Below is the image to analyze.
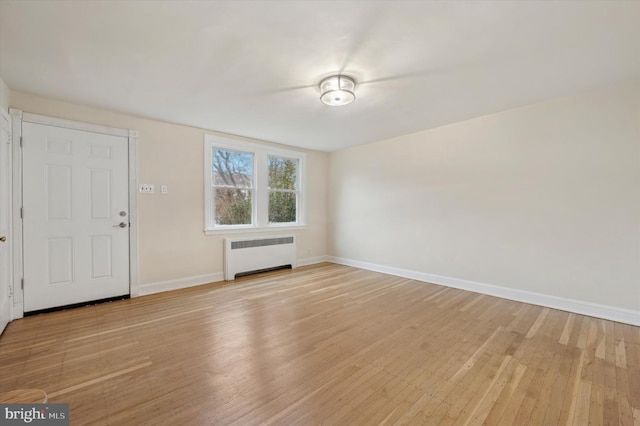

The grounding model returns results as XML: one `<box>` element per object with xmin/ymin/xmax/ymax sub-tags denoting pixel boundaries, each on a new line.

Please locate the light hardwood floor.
<box><xmin>1</xmin><ymin>263</ymin><xmax>638</xmax><ymax>425</ymax></box>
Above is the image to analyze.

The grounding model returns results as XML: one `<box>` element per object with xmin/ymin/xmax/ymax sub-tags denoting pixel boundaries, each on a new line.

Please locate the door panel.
<box><xmin>0</xmin><ymin>112</ymin><xmax>11</xmax><ymax>333</ymax></box>
<box><xmin>22</xmin><ymin>122</ymin><xmax>129</xmax><ymax>312</ymax></box>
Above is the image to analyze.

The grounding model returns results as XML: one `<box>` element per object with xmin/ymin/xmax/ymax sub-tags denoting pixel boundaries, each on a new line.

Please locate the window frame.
<box><xmin>204</xmin><ymin>134</ymin><xmax>306</xmax><ymax>234</ymax></box>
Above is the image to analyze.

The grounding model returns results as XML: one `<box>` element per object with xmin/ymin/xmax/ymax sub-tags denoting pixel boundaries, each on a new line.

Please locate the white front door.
<box><xmin>0</xmin><ymin>112</ymin><xmax>11</xmax><ymax>332</ymax></box>
<box><xmin>22</xmin><ymin>122</ymin><xmax>130</xmax><ymax>312</ymax></box>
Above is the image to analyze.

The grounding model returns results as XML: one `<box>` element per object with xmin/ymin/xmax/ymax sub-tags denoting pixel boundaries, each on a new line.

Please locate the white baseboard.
<box><xmin>137</xmin><ymin>272</ymin><xmax>224</xmax><ymax>297</ymax></box>
<box><xmin>327</xmin><ymin>256</ymin><xmax>640</xmax><ymax>326</ymax></box>
<box><xmin>297</xmin><ymin>255</ymin><xmax>329</xmax><ymax>267</ymax></box>
<box><xmin>137</xmin><ymin>256</ymin><xmax>329</xmax><ymax>297</ymax></box>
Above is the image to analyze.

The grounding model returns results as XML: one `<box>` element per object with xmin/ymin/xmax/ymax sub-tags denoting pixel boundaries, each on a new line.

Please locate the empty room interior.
<box><xmin>0</xmin><ymin>1</ymin><xmax>639</xmax><ymax>424</ymax></box>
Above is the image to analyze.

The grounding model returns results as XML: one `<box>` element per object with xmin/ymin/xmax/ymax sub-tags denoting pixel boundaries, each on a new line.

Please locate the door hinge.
<box><xmin>20</xmin><ymin>136</ymin><xmax>23</xmax><ymax>147</ymax></box>
<box><xmin>21</xmin><ymin>279</ymin><xmax>24</xmax><ymax>290</ymax></box>
<box><xmin>7</xmin><ymin>285</ymin><xmax>13</xmax><ymax>297</ymax></box>
<box><xmin>20</xmin><ymin>207</ymin><xmax>23</xmax><ymax>219</ymax></box>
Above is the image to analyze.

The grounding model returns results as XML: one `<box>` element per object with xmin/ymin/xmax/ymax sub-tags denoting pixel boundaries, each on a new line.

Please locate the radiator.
<box><xmin>223</xmin><ymin>235</ymin><xmax>297</xmax><ymax>281</ymax></box>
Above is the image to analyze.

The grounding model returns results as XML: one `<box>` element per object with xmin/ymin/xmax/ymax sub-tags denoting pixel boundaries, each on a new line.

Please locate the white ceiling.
<box><xmin>1</xmin><ymin>1</ymin><xmax>639</xmax><ymax>151</ymax></box>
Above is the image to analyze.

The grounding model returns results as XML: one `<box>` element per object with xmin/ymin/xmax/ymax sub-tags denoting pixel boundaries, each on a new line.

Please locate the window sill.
<box><xmin>204</xmin><ymin>224</ymin><xmax>307</xmax><ymax>236</ymax></box>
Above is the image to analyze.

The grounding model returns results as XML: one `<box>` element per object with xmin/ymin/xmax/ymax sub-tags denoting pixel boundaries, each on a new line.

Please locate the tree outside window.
<box><xmin>268</xmin><ymin>156</ymin><xmax>298</xmax><ymax>223</ymax></box>
<box><xmin>212</xmin><ymin>149</ymin><xmax>254</xmax><ymax>225</ymax></box>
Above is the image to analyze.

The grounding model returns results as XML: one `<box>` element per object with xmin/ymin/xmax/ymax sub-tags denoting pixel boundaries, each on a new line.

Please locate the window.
<box><xmin>204</xmin><ymin>135</ymin><xmax>306</xmax><ymax>233</ymax></box>
<box><xmin>268</xmin><ymin>156</ymin><xmax>298</xmax><ymax>223</ymax></box>
<box><xmin>212</xmin><ymin>149</ymin><xmax>254</xmax><ymax>226</ymax></box>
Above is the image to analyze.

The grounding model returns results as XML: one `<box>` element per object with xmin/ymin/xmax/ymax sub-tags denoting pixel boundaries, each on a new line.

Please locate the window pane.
<box><xmin>268</xmin><ymin>156</ymin><xmax>297</xmax><ymax>190</ymax></box>
<box><xmin>215</xmin><ymin>188</ymin><xmax>252</xmax><ymax>225</ymax></box>
<box><xmin>269</xmin><ymin>191</ymin><xmax>297</xmax><ymax>223</ymax></box>
<box><xmin>213</xmin><ymin>149</ymin><xmax>253</xmax><ymax>188</ymax></box>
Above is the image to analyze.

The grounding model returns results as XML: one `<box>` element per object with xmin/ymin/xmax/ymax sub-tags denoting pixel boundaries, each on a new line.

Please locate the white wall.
<box><xmin>329</xmin><ymin>81</ymin><xmax>640</xmax><ymax>317</ymax></box>
<box><xmin>10</xmin><ymin>91</ymin><xmax>329</xmax><ymax>293</ymax></box>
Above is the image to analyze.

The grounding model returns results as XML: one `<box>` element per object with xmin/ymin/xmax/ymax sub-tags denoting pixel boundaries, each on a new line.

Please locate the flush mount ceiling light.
<box><xmin>319</xmin><ymin>75</ymin><xmax>356</xmax><ymax>106</ymax></box>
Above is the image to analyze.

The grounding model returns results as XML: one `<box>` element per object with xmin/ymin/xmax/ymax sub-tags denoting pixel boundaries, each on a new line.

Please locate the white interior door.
<box><xmin>22</xmin><ymin>122</ymin><xmax>130</xmax><ymax>312</ymax></box>
<box><xmin>0</xmin><ymin>112</ymin><xmax>11</xmax><ymax>332</ymax></box>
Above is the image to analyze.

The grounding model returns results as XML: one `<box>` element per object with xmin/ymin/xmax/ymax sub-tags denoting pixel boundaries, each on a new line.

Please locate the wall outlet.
<box><xmin>139</xmin><ymin>184</ymin><xmax>154</xmax><ymax>193</ymax></box>
<box><xmin>161</xmin><ymin>185</ymin><xmax>168</xmax><ymax>194</ymax></box>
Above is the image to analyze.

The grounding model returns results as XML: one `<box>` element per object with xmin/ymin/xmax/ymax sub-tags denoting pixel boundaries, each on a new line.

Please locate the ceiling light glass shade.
<box><xmin>319</xmin><ymin>75</ymin><xmax>356</xmax><ymax>106</ymax></box>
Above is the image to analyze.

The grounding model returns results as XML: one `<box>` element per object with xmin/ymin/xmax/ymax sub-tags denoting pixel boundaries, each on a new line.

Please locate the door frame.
<box><xmin>9</xmin><ymin>109</ymin><xmax>139</xmax><ymax>319</ymax></box>
<box><xmin>0</xmin><ymin>109</ymin><xmax>12</xmax><ymax>334</ymax></box>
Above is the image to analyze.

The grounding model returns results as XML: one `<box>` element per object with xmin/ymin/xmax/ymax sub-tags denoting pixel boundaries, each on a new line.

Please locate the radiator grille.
<box><xmin>231</xmin><ymin>236</ymin><xmax>294</xmax><ymax>250</ymax></box>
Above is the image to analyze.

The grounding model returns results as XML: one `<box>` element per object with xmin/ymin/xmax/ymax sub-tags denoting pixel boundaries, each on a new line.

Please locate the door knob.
<box><xmin>113</xmin><ymin>222</ymin><xmax>127</xmax><ymax>228</ymax></box>
<box><xmin>0</xmin><ymin>236</ymin><xmax>6</xmax><ymax>242</ymax></box>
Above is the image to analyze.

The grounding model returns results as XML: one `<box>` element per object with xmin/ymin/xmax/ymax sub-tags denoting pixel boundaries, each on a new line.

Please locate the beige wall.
<box><xmin>9</xmin><ymin>81</ymin><xmax>640</xmax><ymax>314</ymax></box>
<box><xmin>10</xmin><ymin>91</ymin><xmax>329</xmax><ymax>287</ymax></box>
<box><xmin>0</xmin><ymin>77</ymin><xmax>9</xmax><ymax>110</ymax></box>
<box><xmin>329</xmin><ymin>81</ymin><xmax>640</xmax><ymax>312</ymax></box>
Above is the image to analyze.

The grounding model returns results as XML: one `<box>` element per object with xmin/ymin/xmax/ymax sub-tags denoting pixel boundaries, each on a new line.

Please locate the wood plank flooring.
<box><xmin>0</xmin><ymin>263</ymin><xmax>638</xmax><ymax>425</ymax></box>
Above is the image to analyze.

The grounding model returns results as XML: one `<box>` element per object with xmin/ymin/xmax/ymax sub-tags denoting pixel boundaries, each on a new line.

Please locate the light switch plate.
<box><xmin>139</xmin><ymin>184</ymin><xmax>154</xmax><ymax>193</ymax></box>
